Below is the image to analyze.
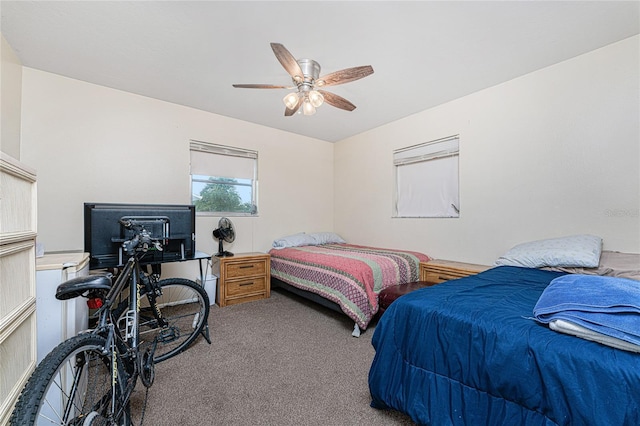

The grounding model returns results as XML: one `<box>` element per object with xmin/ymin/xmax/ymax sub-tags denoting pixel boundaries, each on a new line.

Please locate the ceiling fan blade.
<box><xmin>232</xmin><ymin>84</ymin><xmax>291</xmax><ymax>89</ymax></box>
<box><xmin>270</xmin><ymin>43</ymin><xmax>304</xmax><ymax>81</ymax></box>
<box><xmin>318</xmin><ymin>90</ymin><xmax>356</xmax><ymax>111</ymax></box>
<box><xmin>317</xmin><ymin>65</ymin><xmax>374</xmax><ymax>87</ymax></box>
<box><xmin>285</xmin><ymin>101</ymin><xmax>301</xmax><ymax>116</ymax></box>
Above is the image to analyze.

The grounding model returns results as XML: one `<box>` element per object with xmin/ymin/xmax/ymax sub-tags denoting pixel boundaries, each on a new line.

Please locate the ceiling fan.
<box><xmin>233</xmin><ymin>43</ymin><xmax>374</xmax><ymax>116</ymax></box>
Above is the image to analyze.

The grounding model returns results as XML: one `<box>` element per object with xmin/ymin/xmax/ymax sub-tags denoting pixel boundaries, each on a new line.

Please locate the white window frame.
<box><xmin>393</xmin><ymin>135</ymin><xmax>460</xmax><ymax>218</ymax></box>
<box><xmin>189</xmin><ymin>140</ymin><xmax>258</xmax><ymax>217</ymax></box>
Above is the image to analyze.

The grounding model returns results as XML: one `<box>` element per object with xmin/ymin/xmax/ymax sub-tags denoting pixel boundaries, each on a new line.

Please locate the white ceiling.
<box><xmin>2</xmin><ymin>1</ymin><xmax>638</xmax><ymax>142</ymax></box>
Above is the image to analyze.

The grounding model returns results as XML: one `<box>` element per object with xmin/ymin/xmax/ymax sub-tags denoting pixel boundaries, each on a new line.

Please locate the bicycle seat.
<box><xmin>56</xmin><ymin>274</ymin><xmax>112</xmax><ymax>300</ymax></box>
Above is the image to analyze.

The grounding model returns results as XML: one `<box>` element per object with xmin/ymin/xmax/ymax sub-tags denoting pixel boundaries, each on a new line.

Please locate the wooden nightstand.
<box><xmin>211</xmin><ymin>252</ymin><xmax>271</xmax><ymax>307</ymax></box>
<box><xmin>420</xmin><ymin>259</ymin><xmax>491</xmax><ymax>285</ymax></box>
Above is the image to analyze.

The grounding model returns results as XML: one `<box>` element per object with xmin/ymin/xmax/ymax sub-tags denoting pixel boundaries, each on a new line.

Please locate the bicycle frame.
<box><xmin>91</xmin><ymin>249</ymin><xmax>162</xmax><ymax>420</ymax></box>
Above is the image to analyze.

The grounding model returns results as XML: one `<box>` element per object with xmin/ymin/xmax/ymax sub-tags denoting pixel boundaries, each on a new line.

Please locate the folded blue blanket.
<box><xmin>534</xmin><ymin>274</ymin><xmax>640</xmax><ymax>345</ymax></box>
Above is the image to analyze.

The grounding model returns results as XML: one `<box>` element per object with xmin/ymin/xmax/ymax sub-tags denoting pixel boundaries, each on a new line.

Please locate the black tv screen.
<box><xmin>84</xmin><ymin>202</ymin><xmax>196</xmax><ymax>269</ymax></box>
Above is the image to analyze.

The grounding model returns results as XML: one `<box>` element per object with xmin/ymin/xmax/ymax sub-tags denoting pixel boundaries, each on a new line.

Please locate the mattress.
<box><xmin>368</xmin><ymin>266</ymin><xmax>640</xmax><ymax>425</ymax></box>
<box><xmin>269</xmin><ymin>243</ymin><xmax>430</xmax><ymax>330</ymax></box>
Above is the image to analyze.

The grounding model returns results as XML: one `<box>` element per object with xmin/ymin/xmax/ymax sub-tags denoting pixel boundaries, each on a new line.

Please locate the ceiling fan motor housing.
<box><xmin>295</xmin><ymin>58</ymin><xmax>321</xmax><ymax>89</ymax></box>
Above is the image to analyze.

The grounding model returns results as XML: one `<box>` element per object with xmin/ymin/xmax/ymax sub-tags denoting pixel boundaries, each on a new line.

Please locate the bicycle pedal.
<box><xmin>157</xmin><ymin>326</ymin><xmax>180</xmax><ymax>343</ymax></box>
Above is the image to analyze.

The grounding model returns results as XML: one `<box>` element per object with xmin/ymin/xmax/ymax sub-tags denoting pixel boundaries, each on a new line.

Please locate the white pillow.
<box><xmin>495</xmin><ymin>234</ymin><xmax>603</xmax><ymax>268</ymax></box>
<box><xmin>309</xmin><ymin>232</ymin><xmax>346</xmax><ymax>245</ymax></box>
<box><xmin>272</xmin><ymin>233</ymin><xmax>316</xmax><ymax>249</ymax></box>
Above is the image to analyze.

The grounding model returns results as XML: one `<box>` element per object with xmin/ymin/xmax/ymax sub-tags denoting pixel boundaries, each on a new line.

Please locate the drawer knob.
<box><xmin>239</xmin><ymin>282</ymin><xmax>253</xmax><ymax>287</ymax></box>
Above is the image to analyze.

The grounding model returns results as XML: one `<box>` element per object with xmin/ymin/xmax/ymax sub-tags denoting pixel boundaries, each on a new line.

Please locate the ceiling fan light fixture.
<box><xmin>302</xmin><ymin>98</ymin><xmax>316</xmax><ymax>116</ymax></box>
<box><xmin>283</xmin><ymin>92</ymin><xmax>300</xmax><ymax>109</ymax></box>
<box><xmin>308</xmin><ymin>90</ymin><xmax>324</xmax><ymax>108</ymax></box>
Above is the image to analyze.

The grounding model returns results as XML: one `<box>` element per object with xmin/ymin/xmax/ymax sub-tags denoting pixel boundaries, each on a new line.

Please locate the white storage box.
<box><xmin>197</xmin><ymin>275</ymin><xmax>218</xmax><ymax>306</ymax></box>
<box><xmin>36</xmin><ymin>252</ymin><xmax>90</xmax><ymax>362</ymax></box>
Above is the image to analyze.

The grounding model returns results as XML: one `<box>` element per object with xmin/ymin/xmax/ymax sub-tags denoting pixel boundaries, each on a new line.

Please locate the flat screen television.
<box><xmin>84</xmin><ymin>202</ymin><xmax>196</xmax><ymax>269</ymax></box>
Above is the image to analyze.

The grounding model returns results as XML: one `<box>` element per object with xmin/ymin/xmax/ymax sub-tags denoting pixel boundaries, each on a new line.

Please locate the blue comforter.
<box><xmin>369</xmin><ymin>266</ymin><xmax>640</xmax><ymax>425</ymax></box>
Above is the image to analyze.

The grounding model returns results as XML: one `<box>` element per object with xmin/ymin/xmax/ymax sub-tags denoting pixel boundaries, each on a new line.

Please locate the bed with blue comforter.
<box><xmin>368</xmin><ymin>266</ymin><xmax>640</xmax><ymax>425</ymax></box>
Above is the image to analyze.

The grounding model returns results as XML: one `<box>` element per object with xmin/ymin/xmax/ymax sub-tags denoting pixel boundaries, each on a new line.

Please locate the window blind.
<box><xmin>189</xmin><ymin>140</ymin><xmax>257</xmax><ymax>180</ymax></box>
<box><xmin>394</xmin><ymin>136</ymin><xmax>459</xmax><ymax>218</ymax></box>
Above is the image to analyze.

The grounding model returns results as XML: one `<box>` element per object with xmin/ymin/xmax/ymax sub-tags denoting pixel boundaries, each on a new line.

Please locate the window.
<box><xmin>393</xmin><ymin>136</ymin><xmax>459</xmax><ymax>218</ymax></box>
<box><xmin>190</xmin><ymin>140</ymin><xmax>258</xmax><ymax>216</ymax></box>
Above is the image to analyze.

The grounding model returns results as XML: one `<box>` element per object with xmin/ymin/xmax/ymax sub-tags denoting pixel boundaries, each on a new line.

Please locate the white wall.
<box><xmin>334</xmin><ymin>36</ymin><xmax>640</xmax><ymax>264</ymax></box>
<box><xmin>20</xmin><ymin>69</ymin><xmax>334</xmax><ymax>278</ymax></box>
<box><xmin>19</xmin><ymin>35</ymin><xmax>640</xmax><ymax>274</ymax></box>
<box><xmin>1</xmin><ymin>34</ymin><xmax>22</xmax><ymax>158</ymax></box>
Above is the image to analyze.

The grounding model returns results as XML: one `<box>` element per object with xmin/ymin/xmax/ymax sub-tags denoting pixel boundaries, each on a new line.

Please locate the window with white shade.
<box><xmin>189</xmin><ymin>140</ymin><xmax>258</xmax><ymax>216</ymax></box>
<box><xmin>393</xmin><ymin>136</ymin><xmax>459</xmax><ymax>218</ymax></box>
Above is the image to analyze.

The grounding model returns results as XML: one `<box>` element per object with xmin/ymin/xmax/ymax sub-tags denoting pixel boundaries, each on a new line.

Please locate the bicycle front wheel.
<box><xmin>10</xmin><ymin>334</ymin><xmax>130</xmax><ymax>426</ymax></box>
<box><xmin>139</xmin><ymin>278</ymin><xmax>210</xmax><ymax>362</ymax></box>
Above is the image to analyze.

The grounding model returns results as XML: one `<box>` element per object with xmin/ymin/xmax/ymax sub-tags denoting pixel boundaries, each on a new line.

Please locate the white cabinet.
<box><xmin>0</xmin><ymin>152</ymin><xmax>37</xmax><ymax>424</ymax></box>
<box><xmin>35</xmin><ymin>252</ymin><xmax>90</xmax><ymax>362</ymax></box>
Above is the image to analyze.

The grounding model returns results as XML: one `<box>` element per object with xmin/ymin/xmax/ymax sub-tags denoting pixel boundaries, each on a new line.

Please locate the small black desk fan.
<box><xmin>212</xmin><ymin>217</ymin><xmax>235</xmax><ymax>257</ymax></box>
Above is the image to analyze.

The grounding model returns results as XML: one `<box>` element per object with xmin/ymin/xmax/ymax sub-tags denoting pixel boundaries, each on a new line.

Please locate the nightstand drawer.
<box><xmin>420</xmin><ymin>260</ymin><xmax>490</xmax><ymax>285</ymax></box>
<box><xmin>424</xmin><ymin>271</ymin><xmax>461</xmax><ymax>284</ymax></box>
<box><xmin>225</xmin><ymin>259</ymin><xmax>267</xmax><ymax>279</ymax></box>
<box><xmin>226</xmin><ymin>276</ymin><xmax>267</xmax><ymax>298</ymax></box>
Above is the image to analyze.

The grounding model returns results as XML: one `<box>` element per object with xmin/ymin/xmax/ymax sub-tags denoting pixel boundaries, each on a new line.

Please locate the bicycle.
<box><xmin>10</xmin><ymin>218</ymin><xmax>211</xmax><ymax>425</ymax></box>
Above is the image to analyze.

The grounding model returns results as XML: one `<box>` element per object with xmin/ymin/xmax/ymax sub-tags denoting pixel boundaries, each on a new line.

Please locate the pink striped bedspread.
<box><xmin>269</xmin><ymin>244</ymin><xmax>431</xmax><ymax>329</ymax></box>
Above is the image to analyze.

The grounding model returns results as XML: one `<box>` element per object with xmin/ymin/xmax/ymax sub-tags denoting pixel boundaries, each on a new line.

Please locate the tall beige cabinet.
<box><xmin>0</xmin><ymin>153</ymin><xmax>37</xmax><ymax>424</ymax></box>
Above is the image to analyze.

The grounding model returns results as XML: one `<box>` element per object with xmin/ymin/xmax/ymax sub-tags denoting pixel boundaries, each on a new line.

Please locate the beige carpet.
<box><xmin>130</xmin><ymin>288</ymin><xmax>414</xmax><ymax>425</ymax></box>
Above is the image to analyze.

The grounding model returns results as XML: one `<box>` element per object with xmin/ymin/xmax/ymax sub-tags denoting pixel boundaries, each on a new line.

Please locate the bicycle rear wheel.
<box><xmin>10</xmin><ymin>334</ymin><xmax>130</xmax><ymax>426</ymax></box>
<box><xmin>139</xmin><ymin>278</ymin><xmax>210</xmax><ymax>362</ymax></box>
